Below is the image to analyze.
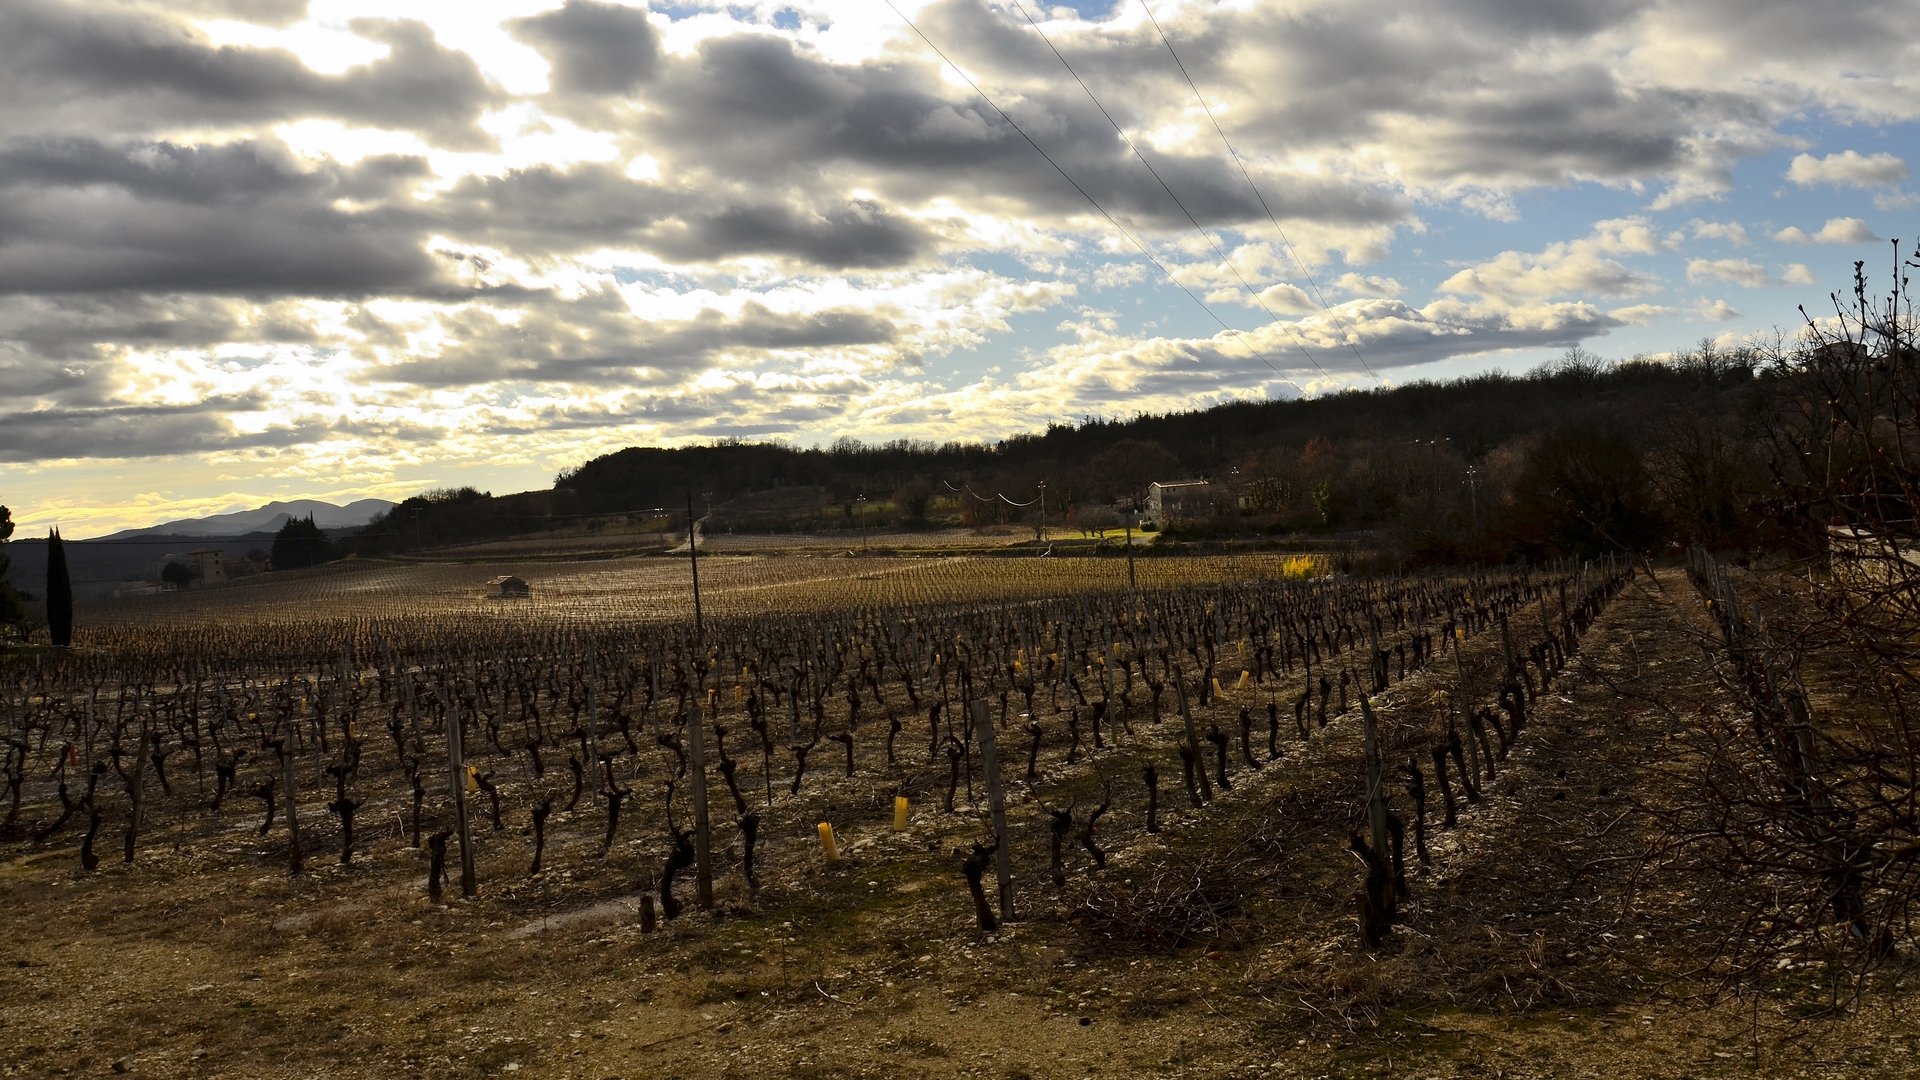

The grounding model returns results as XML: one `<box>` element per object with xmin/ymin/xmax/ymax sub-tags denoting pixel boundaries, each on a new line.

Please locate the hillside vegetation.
<box><xmin>347</xmin><ymin>340</ymin><xmax>1788</xmax><ymax>567</ymax></box>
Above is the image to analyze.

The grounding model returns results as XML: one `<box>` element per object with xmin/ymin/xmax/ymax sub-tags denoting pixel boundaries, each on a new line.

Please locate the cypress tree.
<box><xmin>46</xmin><ymin>528</ymin><xmax>72</xmax><ymax>647</ymax></box>
<box><xmin>270</xmin><ymin>514</ymin><xmax>333</xmax><ymax>571</ymax></box>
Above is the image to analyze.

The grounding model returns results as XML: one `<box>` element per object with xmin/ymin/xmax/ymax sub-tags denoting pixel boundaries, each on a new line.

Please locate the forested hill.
<box><xmin>345</xmin><ymin>339</ymin><xmax>1809</xmax><ymax>567</ymax></box>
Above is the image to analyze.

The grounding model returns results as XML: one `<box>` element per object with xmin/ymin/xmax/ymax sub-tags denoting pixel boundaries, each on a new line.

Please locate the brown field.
<box><xmin>82</xmin><ymin>543</ymin><xmax>1288</xmax><ymax>631</ymax></box>
<box><xmin>1</xmin><ymin>551</ymin><xmax>1913</xmax><ymax>1079</ymax></box>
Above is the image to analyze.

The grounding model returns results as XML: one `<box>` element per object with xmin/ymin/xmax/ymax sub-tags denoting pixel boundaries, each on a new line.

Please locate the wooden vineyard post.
<box><xmin>1367</xmin><ymin>610</ymin><xmax>1381</xmax><ymax>667</ymax></box>
<box><xmin>281</xmin><ymin>721</ymin><xmax>303</xmax><ymax>876</ymax></box>
<box><xmin>1175</xmin><ymin>676</ymin><xmax>1213</xmax><ymax>803</ymax></box>
<box><xmin>1354</xmin><ymin>694</ymin><xmax>1401</xmax><ymax>945</ymax></box>
<box><xmin>1360</xmin><ymin>698</ymin><xmax>1389</xmax><ymax>863</ymax></box>
<box><xmin>125</xmin><ymin>723</ymin><xmax>149</xmax><ymax>864</ymax></box>
<box><xmin>970</xmin><ymin>698</ymin><xmax>1014</xmax><ymax>922</ymax></box>
<box><xmin>444</xmin><ymin>697</ymin><xmax>476</xmax><ymax>898</ymax></box>
<box><xmin>584</xmin><ymin>648</ymin><xmax>600</xmax><ymax>780</ymax></box>
<box><xmin>402</xmin><ymin>669</ymin><xmax>422</xmax><ymax>754</ymax></box>
<box><xmin>687</xmin><ymin>493</ymin><xmax>704</xmax><ymax>639</ymax></box>
<box><xmin>686</xmin><ymin>687</ymin><xmax>716</xmax><ymax>911</ymax></box>
<box><xmin>1100</xmin><ymin>627</ymin><xmax>1117</xmax><ymax>722</ymax></box>
<box><xmin>1450</xmin><ymin>630</ymin><xmax>1480</xmax><ymax>781</ymax></box>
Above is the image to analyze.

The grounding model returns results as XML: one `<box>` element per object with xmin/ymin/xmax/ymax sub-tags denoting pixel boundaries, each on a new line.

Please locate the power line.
<box><xmin>881</xmin><ymin>0</ymin><xmax>1305</xmax><ymax>396</ymax></box>
<box><xmin>940</xmin><ymin>479</ymin><xmax>1042</xmax><ymax>507</ymax></box>
<box><xmin>1004</xmin><ymin>0</ymin><xmax>1336</xmax><ymax>387</ymax></box>
<box><xmin>1137</xmin><ymin>0</ymin><xmax>1382</xmax><ymax>384</ymax></box>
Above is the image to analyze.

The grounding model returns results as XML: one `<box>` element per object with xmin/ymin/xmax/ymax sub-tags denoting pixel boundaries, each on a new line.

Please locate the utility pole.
<box><xmin>1419</xmin><ymin>437</ymin><xmax>1449</xmax><ymax>505</ymax></box>
<box><xmin>1036</xmin><ymin>481</ymin><xmax>1047</xmax><ymax>543</ymax></box>
<box><xmin>686</xmin><ymin>494</ymin><xmax>703</xmax><ymax>639</ymax></box>
<box><xmin>685</xmin><ymin>493</ymin><xmax>714</xmax><ymax>911</ymax></box>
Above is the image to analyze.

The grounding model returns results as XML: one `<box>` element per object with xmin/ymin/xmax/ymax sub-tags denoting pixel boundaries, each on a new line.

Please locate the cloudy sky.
<box><xmin>3</xmin><ymin>0</ymin><xmax>1916</xmax><ymax>536</ymax></box>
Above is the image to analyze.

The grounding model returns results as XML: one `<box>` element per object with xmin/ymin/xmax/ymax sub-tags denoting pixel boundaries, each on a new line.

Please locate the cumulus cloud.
<box><xmin>1625</xmin><ymin>3</ymin><xmax>1920</xmax><ymax>126</ymax></box>
<box><xmin>1334</xmin><ymin>273</ymin><xmax>1405</xmax><ymax>297</ymax></box>
<box><xmin>0</xmin><ymin>137</ymin><xmax>449</xmax><ymax>297</ymax></box>
<box><xmin>1685</xmin><ymin>258</ymin><xmax>1815</xmax><ymax>288</ymax></box>
<box><xmin>1250</xmin><ymin>283</ymin><xmax>1320</xmax><ymax>314</ymax></box>
<box><xmin>372</xmin><ymin>292</ymin><xmax>899</xmax><ymax>389</ymax></box>
<box><xmin>169</xmin><ymin>1</ymin><xmax>311</xmax><ymax>23</ymax></box>
<box><xmin>0</xmin><ymin>395</ymin><xmax>323</xmax><ymax>463</ymax></box>
<box><xmin>1685</xmin><ymin>259</ymin><xmax>1770</xmax><ymax>287</ymax></box>
<box><xmin>1774</xmin><ymin>217</ymin><xmax>1879</xmax><ymax>244</ymax></box>
<box><xmin>1786</xmin><ymin>150</ymin><xmax>1910</xmax><ymax>188</ymax></box>
<box><xmin>1609</xmin><ymin>303</ymin><xmax>1673</xmax><ymax>324</ymax></box>
<box><xmin>509</xmin><ymin>0</ymin><xmax>661</xmax><ymax>97</ymax></box>
<box><xmin>1587</xmin><ymin>217</ymin><xmax>1679</xmax><ymax>255</ymax></box>
<box><xmin>1438</xmin><ymin>226</ymin><xmax>1664</xmax><ymax>302</ymax></box>
<box><xmin>626</xmin><ymin>27</ymin><xmax>1414</xmax><ymax>237</ymax></box>
<box><xmin>1018</xmin><ymin>293</ymin><xmax>1621</xmax><ymax>412</ymax></box>
<box><xmin>430</xmin><ymin>158</ymin><xmax>940</xmax><ymax>272</ymax></box>
<box><xmin>0</xmin><ymin>4</ymin><xmax>502</xmax><ymax>148</ymax></box>
<box><xmin>1690</xmin><ymin>220</ymin><xmax>1750</xmax><ymax>246</ymax></box>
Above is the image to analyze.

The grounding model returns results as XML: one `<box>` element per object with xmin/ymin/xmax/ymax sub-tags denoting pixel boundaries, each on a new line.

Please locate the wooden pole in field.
<box><xmin>1450</xmin><ymin>629</ymin><xmax>1479</xmax><ymax>780</ymax></box>
<box><xmin>1100</xmin><ymin>627</ymin><xmax>1117</xmax><ymax>718</ymax></box>
<box><xmin>281</xmin><ymin>720</ymin><xmax>303</xmax><ymax>876</ymax></box>
<box><xmin>1175</xmin><ymin>676</ymin><xmax>1213</xmax><ymax>803</ymax></box>
<box><xmin>445</xmin><ymin>696</ymin><xmax>476</xmax><ymax>898</ymax></box>
<box><xmin>124</xmin><ymin>722</ymin><xmax>149</xmax><ymax>864</ymax></box>
<box><xmin>1124</xmin><ymin>515</ymin><xmax>1138</xmax><ymax>593</ymax></box>
<box><xmin>585</xmin><ymin>646</ymin><xmax>600</xmax><ymax>777</ymax></box>
<box><xmin>970</xmin><ymin>698</ymin><xmax>1014</xmax><ymax>921</ymax></box>
<box><xmin>683</xmin><ymin>522</ymin><xmax>716</xmax><ymax>909</ymax></box>
<box><xmin>1360</xmin><ymin>697</ymin><xmax>1389</xmax><ymax>861</ymax></box>
<box><xmin>403</xmin><ymin>669</ymin><xmax>422</xmax><ymax>755</ymax></box>
<box><xmin>687</xmin><ymin>494</ymin><xmax>704</xmax><ymax>639</ymax></box>
<box><xmin>687</xmin><ymin>665</ymin><xmax>715</xmax><ymax>911</ymax></box>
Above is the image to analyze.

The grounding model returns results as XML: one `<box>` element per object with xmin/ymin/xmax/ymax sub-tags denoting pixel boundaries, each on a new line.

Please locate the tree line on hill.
<box><xmin>340</xmin><ymin>335</ymin><xmax>1810</xmax><ymax>567</ymax></box>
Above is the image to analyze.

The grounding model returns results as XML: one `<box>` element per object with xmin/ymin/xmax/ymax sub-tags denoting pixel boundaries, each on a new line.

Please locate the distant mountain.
<box><xmin>95</xmin><ymin>498</ymin><xmax>396</xmax><ymax>541</ymax></box>
<box><xmin>4</xmin><ymin>534</ymin><xmax>285</xmax><ymax>601</ymax></box>
<box><xmin>3</xmin><ymin>499</ymin><xmax>392</xmax><ymax>600</ymax></box>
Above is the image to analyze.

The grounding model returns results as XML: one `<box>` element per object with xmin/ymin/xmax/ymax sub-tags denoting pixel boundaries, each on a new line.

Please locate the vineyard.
<box><xmin>76</xmin><ymin>545</ymin><xmax>1315</xmax><ymax>631</ymax></box>
<box><xmin>2</xmin><ymin>548</ymin><xmax>1915</xmax><ymax>1078</ymax></box>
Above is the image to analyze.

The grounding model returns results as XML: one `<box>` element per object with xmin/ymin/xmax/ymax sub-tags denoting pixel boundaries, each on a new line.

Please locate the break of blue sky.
<box><xmin>1</xmin><ymin>0</ymin><xmax>1916</xmax><ymax>535</ymax></box>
